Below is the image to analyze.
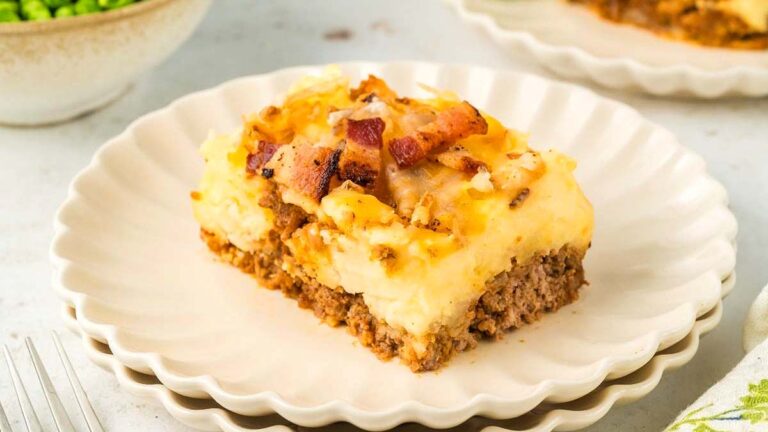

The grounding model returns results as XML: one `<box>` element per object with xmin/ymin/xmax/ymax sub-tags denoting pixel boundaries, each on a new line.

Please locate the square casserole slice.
<box><xmin>192</xmin><ymin>71</ymin><xmax>594</xmax><ymax>372</ymax></box>
<box><xmin>567</xmin><ymin>0</ymin><xmax>768</xmax><ymax>49</ymax></box>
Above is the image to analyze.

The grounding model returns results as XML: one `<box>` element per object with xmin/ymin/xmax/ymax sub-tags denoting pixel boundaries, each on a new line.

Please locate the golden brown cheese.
<box><xmin>717</xmin><ymin>0</ymin><xmax>768</xmax><ymax>31</ymax></box>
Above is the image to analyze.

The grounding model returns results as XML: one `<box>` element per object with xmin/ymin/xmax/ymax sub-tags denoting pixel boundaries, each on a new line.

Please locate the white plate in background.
<box><xmin>51</xmin><ymin>62</ymin><xmax>737</xmax><ymax>430</ymax></box>
<box><xmin>449</xmin><ymin>0</ymin><xmax>768</xmax><ymax>98</ymax></box>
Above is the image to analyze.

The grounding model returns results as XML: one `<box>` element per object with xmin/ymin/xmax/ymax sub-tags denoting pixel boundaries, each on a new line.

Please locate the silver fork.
<box><xmin>0</xmin><ymin>333</ymin><xmax>104</xmax><ymax>432</ymax></box>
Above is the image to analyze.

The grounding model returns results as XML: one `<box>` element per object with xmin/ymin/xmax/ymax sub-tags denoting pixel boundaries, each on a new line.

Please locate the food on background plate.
<box><xmin>191</xmin><ymin>69</ymin><xmax>594</xmax><ymax>371</ymax></box>
<box><xmin>568</xmin><ymin>0</ymin><xmax>768</xmax><ymax>49</ymax></box>
<box><xmin>0</xmin><ymin>0</ymin><xmax>143</xmax><ymax>23</ymax></box>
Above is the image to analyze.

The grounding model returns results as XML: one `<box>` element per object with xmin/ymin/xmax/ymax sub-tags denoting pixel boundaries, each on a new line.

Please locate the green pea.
<box><xmin>22</xmin><ymin>1</ymin><xmax>52</xmax><ymax>20</ymax></box>
<box><xmin>21</xmin><ymin>0</ymin><xmax>45</xmax><ymax>11</ymax></box>
<box><xmin>0</xmin><ymin>8</ymin><xmax>21</xmax><ymax>21</ymax></box>
<box><xmin>54</xmin><ymin>4</ymin><xmax>74</xmax><ymax>16</ymax></box>
<box><xmin>27</xmin><ymin>10</ymin><xmax>52</xmax><ymax>20</ymax></box>
<box><xmin>19</xmin><ymin>0</ymin><xmax>47</xmax><ymax>10</ymax></box>
<box><xmin>0</xmin><ymin>1</ymin><xmax>20</xmax><ymax>14</ymax></box>
<box><xmin>98</xmin><ymin>0</ymin><xmax>133</xmax><ymax>9</ymax></box>
<box><xmin>43</xmin><ymin>0</ymin><xmax>70</xmax><ymax>8</ymax></box>
<box><xmin>73</xmin><ymin>0</ymin><xmax>99</xmax><ymax>15</ymax></box>
<box><xmin>20</xmin><ymin>0</ymin><xmax>43</xmax><ymax>11</ymax></box>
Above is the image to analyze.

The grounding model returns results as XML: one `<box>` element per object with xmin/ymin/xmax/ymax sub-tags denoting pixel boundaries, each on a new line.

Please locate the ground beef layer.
<box><xmin>202</xmin><ymin>228</ymin><xmax>586</xmax><ymax>372</ymax></box>
<box><xmin>569</xmin><ymin>0</ymin><xmax>768</xmax><ymax>49</ymax></box>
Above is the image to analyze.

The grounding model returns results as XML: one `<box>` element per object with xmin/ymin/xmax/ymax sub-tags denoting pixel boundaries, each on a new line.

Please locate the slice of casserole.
<box><xmin>568</xmin><ymin>0</ymin><xmax>768</xmax><ymax>49</ymax></box>
<box><xmin>191</xmin><ymin>70</ymin><xmax>594</xmax><ymax>371</ymax></box>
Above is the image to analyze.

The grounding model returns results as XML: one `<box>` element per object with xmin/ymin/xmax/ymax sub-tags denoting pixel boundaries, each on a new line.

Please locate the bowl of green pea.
<box><xmin>0</xmin><ymin>0</ymin><xmax>211</xmax><ymax>125</ymax></box>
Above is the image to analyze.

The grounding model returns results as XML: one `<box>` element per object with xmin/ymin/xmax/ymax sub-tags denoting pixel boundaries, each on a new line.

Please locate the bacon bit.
<box><xmin>509</xmin><ymin>188</ymin><xmax>530</xmax><ymax>209</ymax></box>
<box><xmin>433</xmin><ymin>101</ymin><xmax>488</xmax><ymax>142</ymax></box>
<box><xmin>337</xmin><ymin>118</ymin><xmax>385</xmax><ymax>189</ymax></box>
<box><xmin>388</xmin><ymin>136</ymin><xmax>424</xmax><ymax>168</ymax></box>
<box><xmin>388</xmin><ymin>102</ymin><xmax>488</xmax><ymax>168</ymax></box>
<box><xmin>303</xmin><ymin>147</ymin><xmax>342</xmax><ymax>201</ymax></box>
<box><xmin>350</xmin><ymin>75</ymin><xmax>398</xmax><ymax>102</ymax></box>
<box><xmin>246</xmin><ymin>141</ymin><xmax>279</xmax><ymax>175</ymax></box>
<box><xmin>433</xmin><ymin>145</ymin><xmax>487</xmax><ymax>174</ymax></box>
<box><xmin>246</xmin><ymin>154</ymin><xmax>260</xmax><ymax>175</ymax></box>
<box><xmin>190</xmin><ymin>191</ymin><xmax>202</xmax><ymax>201</ymax></box>
<box><xmin>338</xmin><ymin>157</ymin><xmax>379</xmax><ymax>188</ymax></box>
<box><xmin>266</xmin><ymin>145</ymin><xmax>342</xmax><ymax>201</ymax></box>
<box><xmin>346</xmin><ymin>118</ymin><xmax>385</xmax><ymax>149</ymax></box>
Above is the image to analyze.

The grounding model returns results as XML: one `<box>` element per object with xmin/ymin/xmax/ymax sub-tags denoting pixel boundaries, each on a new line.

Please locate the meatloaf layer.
<box><xmin>202</xmin><ymin>228</ymin><xmax>585</xmax><ymax>372</ymax></box>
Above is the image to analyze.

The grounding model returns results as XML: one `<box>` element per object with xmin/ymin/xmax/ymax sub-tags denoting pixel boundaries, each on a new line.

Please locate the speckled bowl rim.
<box><xmin>0</xmin><ymin>0</ymin><xmax>179</xmax><ymax>35</ymax></box>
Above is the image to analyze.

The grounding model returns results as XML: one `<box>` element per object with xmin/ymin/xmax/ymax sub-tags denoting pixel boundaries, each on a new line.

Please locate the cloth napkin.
<box><xmin>665</xmin><ymin>285</ymin><xmax>768</xmax><ymax>432</ymax></box>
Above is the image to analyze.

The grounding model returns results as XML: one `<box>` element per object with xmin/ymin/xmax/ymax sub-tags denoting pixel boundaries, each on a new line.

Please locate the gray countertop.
<box><xmin>1</xmin><ymin>1</ymin><xmax>766</xmax><ymax>430</ymax></box>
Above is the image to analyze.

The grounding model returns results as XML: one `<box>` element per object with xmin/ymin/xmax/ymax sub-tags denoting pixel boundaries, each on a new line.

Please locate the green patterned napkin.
<box><xmin>666</xmin><ymin>285</ymin><xmax>768</xmax><ymax>432</ymax></box>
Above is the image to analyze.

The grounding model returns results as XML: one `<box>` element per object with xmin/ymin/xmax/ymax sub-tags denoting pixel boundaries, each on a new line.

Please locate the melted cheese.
<box><xmin>714</xmin><ymin>0</ymin><xmax>768</xmax><ymax>31</ymax></box>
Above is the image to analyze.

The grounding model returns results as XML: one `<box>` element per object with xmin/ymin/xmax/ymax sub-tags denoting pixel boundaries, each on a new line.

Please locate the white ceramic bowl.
<box><xmin>51</xmin><ymin>62</ymin><xmax>737</xmax><ymax>430</ymax></box>
<box><xmin>448</xmin><ymin>0</ymin><xmax>768</xmax><ymax>98</ymax></box>
<box><xmin>0</xmin><ymin>0</ymin><xmax>211</xmax><ymax>126</ymax></box>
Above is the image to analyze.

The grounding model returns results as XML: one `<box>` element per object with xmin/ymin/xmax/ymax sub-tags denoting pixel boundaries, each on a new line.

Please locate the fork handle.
<box><xmin>0</xmin><ymin>402</ymin><xmax>13</xmax><ymax>432</ymax></box>
<box><xmin>53</xmin><ymin>332</ymin><xmax>105</xmax><ymax>432</ymax></box>
<box><xmin>26</xmin><ymin>338</ymin><xmax>77</xmax><ymax>432</ymax></box>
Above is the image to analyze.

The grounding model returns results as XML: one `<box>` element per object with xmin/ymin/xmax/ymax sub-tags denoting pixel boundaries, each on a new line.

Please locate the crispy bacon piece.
<box><xmin>350</xmin><ymin>75</ymin><xmax>398</xmax><ymax>102</ymax></box>
<box><xmin>265</xmin><ymin>144</ymin><xmax>341</xmax><ymax>201</ymax></box>
<box><xmin>346</xmin><ymin>117</ymin><xmax>385</xmax><ymax>149</ymax></box>
<box><xmin>388</xmin><ymin>136</ymin><xmax>422</xmax><ymax>169</ymax></box>
<box><xmin>388</xmin><ymin>101</ymin><xmax>488</xmax><ymax>168</ymax></box>
<box><xmin>432</xmin><ymin>145</ymin><xmax>487</xmax><ymax>174</ymax></box>
<box><xmin>338</xmin><ymin>118</ymin><xmax>385</xmax><ymax>189</ymax></box>
<box><xmin>246</xmin><ymin>141</ymin><xmax>279</xmax><ymax>176</ymax></box>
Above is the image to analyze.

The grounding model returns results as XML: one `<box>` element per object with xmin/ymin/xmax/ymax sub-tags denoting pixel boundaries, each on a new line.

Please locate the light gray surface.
<box><xmin>0</xmin><ymin>1</ymin><xmax>766</xmax><ymax>431</ymax></box>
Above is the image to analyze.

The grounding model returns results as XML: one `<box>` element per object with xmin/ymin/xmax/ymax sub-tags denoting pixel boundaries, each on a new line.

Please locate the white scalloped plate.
<box><xmin>50</xmin><ymin>62</ymin><xmax>737</xmax><ymax>430</ymax></box>
<box><xmin>448</xmin><ymin>0</ymin><xmax>768</xmax><ymax>98</ymax></box>
<box><xmin>61</xmin><ymin>293</ymin><xmax>728</xmax><ymax>432</ymax></box>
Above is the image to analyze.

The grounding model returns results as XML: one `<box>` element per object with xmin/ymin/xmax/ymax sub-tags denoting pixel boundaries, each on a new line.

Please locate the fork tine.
<box><xmin>0</xmin><ymin>400</ymin><xmax>13</xmax><ymax>432</ymax></box>
<box><xmin>52</xmin><ymin>332</ymin><xmax>105</xmax><ymax>432</ymax></box>
<box><xmin>2</xmin><ymin>345</ymin><xmax>42</xmax><ymax>432</ymax></box>
<box><xmin>25</xmin><ymin>339</ymin><xmax>76</xmax><ymax>432</ymax></box>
